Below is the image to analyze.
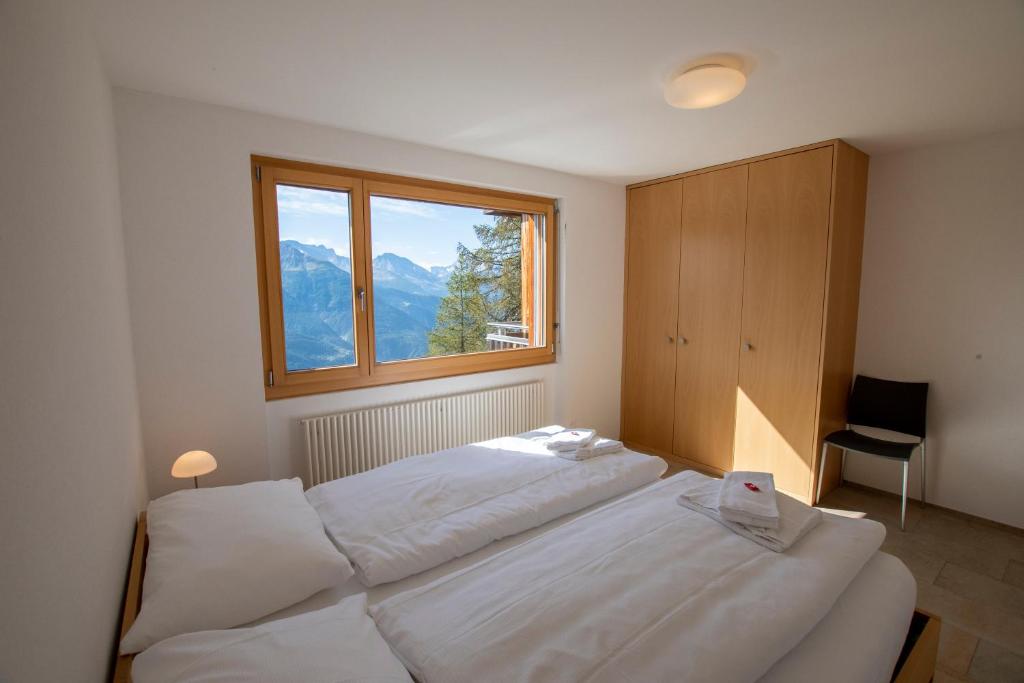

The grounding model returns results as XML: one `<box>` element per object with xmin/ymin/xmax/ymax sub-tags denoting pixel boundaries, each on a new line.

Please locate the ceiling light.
<box><xmin>664</xmin><ymin>64</ymin><xmax>746</xmax><ymax>109</ymax></box>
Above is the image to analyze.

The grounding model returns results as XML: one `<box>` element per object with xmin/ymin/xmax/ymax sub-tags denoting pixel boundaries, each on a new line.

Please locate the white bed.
<box><xmin>761</xmin><ymin>552</ymin><xmax>915</xmax><ymax>683</ymax></box>
<box><xmin>304</xmin><ymin>426</ymin><xmax>667</xmax><ymax>586</ymax></box>
<box><xmin>266</xmin><ymin>474</ymin><xmax>915</xmax><ymax>683</ymax></box>
<box><xmin>369</xmin><ymin>472</ymin><xmax>892</xmax><ymax>682</ymax></box>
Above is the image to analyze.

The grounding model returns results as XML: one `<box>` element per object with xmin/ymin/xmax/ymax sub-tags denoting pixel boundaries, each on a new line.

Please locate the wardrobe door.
<box><xmin>673</xmin><ymin>165</ymin><xmax>747</xmax><ymax>471</ymax></box>
<box><xmin>734</xmin><ymin>147</ymin><xmax>833</xmax><ymax>497</ymax></box>
<box><xmin>621</xmin><ymin>180</ymin><xmax>682</xmax><ymax>453</ymax></box>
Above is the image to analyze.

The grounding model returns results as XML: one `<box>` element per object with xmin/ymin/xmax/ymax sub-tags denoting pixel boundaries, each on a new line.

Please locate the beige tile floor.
<box><xmin>662</xmin><ymin>463</ymin><xmax>1024</xmax><ymax>681</ymax></box>
<box><xmin>819</xmin><ymin>485</ymin><xmax>1024</xmax><ymax>682</ymax></box>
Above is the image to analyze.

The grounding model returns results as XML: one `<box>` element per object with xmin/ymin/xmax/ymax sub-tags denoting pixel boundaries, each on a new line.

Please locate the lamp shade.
<box><xmin>171</xmin><ymin>450</ymin><xmax>218</xmax><ymax>479</ymax></box>
<box><xmin>664</xmin><ymin>64</ymin><xmax>746</xmax><ymax>109</ymax></box>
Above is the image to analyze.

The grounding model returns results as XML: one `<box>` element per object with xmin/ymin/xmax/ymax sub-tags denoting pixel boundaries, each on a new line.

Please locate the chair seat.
<box><xmin>823</xmin><ymin>429</ymin><xmax>919</xmax><ymax>460</ymax></box>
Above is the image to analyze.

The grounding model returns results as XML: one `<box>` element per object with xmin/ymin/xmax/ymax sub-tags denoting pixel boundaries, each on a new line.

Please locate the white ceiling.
<box><xmin>88</xmin><ymin>0</ymin><xmax>1024</xmax><ymax>184</ymax></box>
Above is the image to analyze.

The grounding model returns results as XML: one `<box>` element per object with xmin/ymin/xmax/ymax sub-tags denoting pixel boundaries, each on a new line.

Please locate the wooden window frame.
<box><xmin>252</xmin><ymin>155</ymin><xmax>557</xmax><ymax>400</ymax></box>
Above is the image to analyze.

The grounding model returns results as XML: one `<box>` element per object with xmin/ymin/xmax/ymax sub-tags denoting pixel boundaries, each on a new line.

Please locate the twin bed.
<box><xmin>114</xmin><ymin>427</ymin><xmax>937</xmax><ymax>682</ymax></box>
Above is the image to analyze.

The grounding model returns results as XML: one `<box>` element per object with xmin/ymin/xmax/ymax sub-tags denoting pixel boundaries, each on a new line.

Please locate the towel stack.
<box><xmin>557</xmin><ymin>438</ymin><xmax>625</xmax><ymax>461</ymax></box>
<box><xmin>718</xmin><ymin>471</ymin><xmax>780</xmax><ymax>529</ymax></box>
<box><xmin>676</xmin><ymin>471</ymin><xmax>822</xmax><ymax>553</ymax></box>
<box><xmin>545</xmin><ymin>429</ymin><xmax>624</xmax><ymax>461</ymax></box>
<box><xmin>544</xmin><ymin>428</ymin><xmax>597</xmax><ymax>451</ymax></box>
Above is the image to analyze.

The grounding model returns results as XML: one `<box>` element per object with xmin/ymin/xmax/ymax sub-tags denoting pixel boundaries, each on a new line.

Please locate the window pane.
<box><xmin>369</xmin><ymin>196</ymin><xmax>541</xmax><ymax>362</ymax></box>
<box><xmin>277</xmin><ymin>185</ymin><xmax>356</xmax><ymax>372</ymax></box>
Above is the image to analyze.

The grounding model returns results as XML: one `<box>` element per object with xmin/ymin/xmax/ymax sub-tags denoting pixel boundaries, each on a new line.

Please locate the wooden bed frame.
<box><xmin>111</xmin><ymin>511</ymin><xmax>940</xmax><ymax>683</ymax></box>
<box><xmin>892</xmin><ymin>609</ymin><xmax>942</xmax><ymax>683</ymax></box>
<box><xmin>113</xmin><ymin>512</ymin><xmax>146</xmax><ymax>683</ymax></box>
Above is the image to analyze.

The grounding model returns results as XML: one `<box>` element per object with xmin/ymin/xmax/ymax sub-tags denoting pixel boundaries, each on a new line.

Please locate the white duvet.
<box><xmin>305</xmin><ymin>430</ymin><xmax>667</xmax><ymax>587</ymax></box>
<box><xmin>371</xmin><ymin>471</ymin><xmax>886</xmax><ymax>683</ymax></box>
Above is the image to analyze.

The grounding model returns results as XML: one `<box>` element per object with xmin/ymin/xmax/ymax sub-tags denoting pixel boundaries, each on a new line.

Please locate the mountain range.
<box><xmin>279</xmin><ymin>240</ymin><xmax>451</xmax><ymax>369</ymax></box>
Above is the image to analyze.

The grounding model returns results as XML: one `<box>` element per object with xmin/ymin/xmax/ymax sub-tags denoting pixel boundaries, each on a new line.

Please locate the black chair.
<box><xmin>815</xmin><ymin>375</ymin><xmax>929</xmax><ymax>531</ymax></box>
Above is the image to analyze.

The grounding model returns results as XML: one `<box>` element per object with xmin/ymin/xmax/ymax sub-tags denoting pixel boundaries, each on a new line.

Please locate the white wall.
<box><xmin>0</xmin><ymin>2</ymin><xmax>147</xmax><ymax>681</ymax></box>
<box><xmin>846</xmin><ymin>130</ymin><xmax>1024</xmax><ymax>529</ymax></box>
<box><xmin>113</xmin><ymin>90</ymin><xmax>627</xmax><ymax>500</ymax></box>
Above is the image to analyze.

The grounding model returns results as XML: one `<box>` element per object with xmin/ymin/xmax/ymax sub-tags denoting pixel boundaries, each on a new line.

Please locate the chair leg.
<box><xmin>815</xmin><ymin>442</ymin><xmax>828</xmax><ymax>505</ymax></box>
<box><xmin>920</xmin><ymin>440</ymin><xmax>927</xmax><ymax>507</ymax></box>
<box><xmin>900</xmin><ymin>460</ymin><xmax>909</xmax><ymax>531</ymax></box>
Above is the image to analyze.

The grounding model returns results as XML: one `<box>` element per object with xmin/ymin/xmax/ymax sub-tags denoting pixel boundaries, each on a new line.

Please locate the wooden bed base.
<box><xmin>111</xmin><ymin>511</ymin><xmax>939</xmax><ymax>683</ymax></box>
<box><xmin>892</xmin><ymin>609</ymin><xmax>941</xmax><ymax>683</ymax></box>
<box><xmin>113</xmin><ymin>512</ymin><xmax>146</xmax><ymax>683</ymax></box>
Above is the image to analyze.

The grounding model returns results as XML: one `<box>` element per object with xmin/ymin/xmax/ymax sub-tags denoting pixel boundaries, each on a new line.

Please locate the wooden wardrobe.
<box><xmin>620</xmin><ymin>140</ymin><xmax>869</xmax><ymax>503</ymax></box>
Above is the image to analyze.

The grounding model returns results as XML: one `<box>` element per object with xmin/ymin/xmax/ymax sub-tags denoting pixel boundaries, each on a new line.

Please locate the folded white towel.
<box><xmin>545</xmin><ymin>429</ymin><xmax>597</xmax><ymax>452</ymax></box>
<box><xmin>557</xmin><ymin>438</ymin><xmax>624</xmax><ymax>461</ymax></box>
<box><xmin>676</xmin><ymin>475</ymin><xmax>822</xmax><ymax>553</ymax></box>
<box><xmin>718</xmin><ymin>471</ymin><xmax>780</xmax><ymax>530</ymax></box>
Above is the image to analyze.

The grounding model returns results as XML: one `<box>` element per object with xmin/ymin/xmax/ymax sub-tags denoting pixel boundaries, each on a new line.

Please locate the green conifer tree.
<box><xmin>428</xmin><ymin>215</ymin><xmax>523</xmax><ymax>355</ymax></box>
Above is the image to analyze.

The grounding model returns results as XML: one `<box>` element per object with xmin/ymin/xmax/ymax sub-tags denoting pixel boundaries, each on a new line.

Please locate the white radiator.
<box><xmin>302</xmin><ymin>381</ymin><xmax>544</xmax><ymax>486</ymax></box>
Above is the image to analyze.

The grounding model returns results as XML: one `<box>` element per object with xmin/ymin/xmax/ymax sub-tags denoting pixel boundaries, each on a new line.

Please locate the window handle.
<box><xmin>357</xmin><ymin>287</ymin><xmax>366</xmax><ymax>312</ymax></box>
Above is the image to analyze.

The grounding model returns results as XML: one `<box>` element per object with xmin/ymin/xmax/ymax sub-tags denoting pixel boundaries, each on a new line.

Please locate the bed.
<box><xmin>369</xmin><ymin>472</ymin><xmax>911</xmax><ymax>682</ymax></box>
<box><xmin>304</xmin><ymin>427</ymin><xmax>668</xmax><ymax>586</ymax></box>
<box><xmin>114</xmin><ymin>473</ymin><xmax>939</xmax><ymax>682</ymax></box>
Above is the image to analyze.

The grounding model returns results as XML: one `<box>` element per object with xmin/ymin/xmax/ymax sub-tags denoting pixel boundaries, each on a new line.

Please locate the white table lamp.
<box><xmin>172</xmin><ymin>450</ymin><xmax>218</xmax><ymax>488</ymax></box>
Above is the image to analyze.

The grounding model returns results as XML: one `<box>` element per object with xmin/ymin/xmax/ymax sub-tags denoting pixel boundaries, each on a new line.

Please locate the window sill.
<box><xmin>264</xmin><ymin>348</ymin><xmax>555</xmax><ymax>401</ymax></box>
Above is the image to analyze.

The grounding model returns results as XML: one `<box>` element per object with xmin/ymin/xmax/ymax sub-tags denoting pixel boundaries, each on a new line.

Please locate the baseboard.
<box><xmin>840</xmin><ymin>480</ymin><xmax>1024</xmax><ymax>536</ymax></box>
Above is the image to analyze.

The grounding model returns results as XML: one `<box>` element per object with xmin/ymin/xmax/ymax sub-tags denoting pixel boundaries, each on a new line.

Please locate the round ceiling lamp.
<box><xmin>664</xmin><ymin>64</ymin><xmax>747</xmax><ymax>109</ymax></box>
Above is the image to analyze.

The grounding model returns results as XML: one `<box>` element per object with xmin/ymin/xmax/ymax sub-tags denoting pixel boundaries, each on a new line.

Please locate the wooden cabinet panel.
<box><xmin>673</xmin><ymin>165</ymin><xmax>748</xmax><ymax>471</ymax></box>
<box><xmin>734</xmin><ymin>147</ymin><xmax>834</xmax><ymax>498</ymax></box>
<box><xmin>621</xmin><ymin>180</ymin><xmax>682</xmax><ymax>452</ymax></box>
<box><xmin>815</xmin><ymin>142</ymin><xmax>870</xmax><ymax>498</ymax></box>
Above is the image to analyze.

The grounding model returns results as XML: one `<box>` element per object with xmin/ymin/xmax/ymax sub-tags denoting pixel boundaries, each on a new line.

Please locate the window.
<box><xmin>253</xmin><ymin>157</ymin><xmax>556</xmax><ymax>399</ymax></box>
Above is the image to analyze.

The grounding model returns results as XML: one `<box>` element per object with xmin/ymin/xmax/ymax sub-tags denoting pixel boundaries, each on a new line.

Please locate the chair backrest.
<box><xmin>847</xmin><ymin>374</ymin><xmax>929</xmax><ymax>439</ymax></box>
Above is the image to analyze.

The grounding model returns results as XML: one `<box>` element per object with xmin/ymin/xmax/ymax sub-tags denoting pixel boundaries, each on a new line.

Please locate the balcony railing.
<box><xmin>486</xmin><ymin>322</ymin><xmax>530</xmax><ymax>350</ymax></box>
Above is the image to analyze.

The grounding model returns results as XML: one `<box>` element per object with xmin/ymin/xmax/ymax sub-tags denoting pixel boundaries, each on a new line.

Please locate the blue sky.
<box><xmin>276</xmin><ymin>185</ymin><xmax>485</xmax><ymax>269</ymax></box>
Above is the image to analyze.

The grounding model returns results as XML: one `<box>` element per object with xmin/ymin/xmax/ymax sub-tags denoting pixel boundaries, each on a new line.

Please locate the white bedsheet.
<box><xmin>265</xmin><ymin>552</ymin><xmax>914</xmax><ymax>683</ymax></box>
<box><xmin>305</xmin><ymin>428</ymin><xmax>666</xmax><ymax>586</ymax></box>
<box><xmin>760</xmin><ymin>551</ymin><xmax>916</xmax><ymax>683</ymax></box>
<box><xmin>263</xmin><ymin>549</ymin><xmax>913</xmax><ymax>683</ymax></box>
<box><xmin>371</xmin><ymin>471</ymin><xmax>886</xmax><ymax>683</ymax></box>
<box><xmin>262</xmin><ymin>485</ymin><xmax>912</xmax><ymax>682</ymax></box>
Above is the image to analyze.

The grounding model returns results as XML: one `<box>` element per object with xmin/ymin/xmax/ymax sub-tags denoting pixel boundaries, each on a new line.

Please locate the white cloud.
<box><xmin>277</xmin><ymin>185</ymin><xmax>349</xmax><ymax>217</ymax></box>
<box><xmin>371</xmin><ymin>196</ymin><xmax>438</xmax><ymax>218</ymax></box>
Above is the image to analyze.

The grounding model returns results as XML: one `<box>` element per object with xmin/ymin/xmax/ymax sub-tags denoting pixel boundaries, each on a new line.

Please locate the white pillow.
<box><xmin>120</xmin><ymin>479</ymin><xmax>354</xmax><ymax>654</ymax></box>
<box><xmin>132</xmin><ymin>594</ymin><xmax>411</xmax><ymax>683</ymax></box>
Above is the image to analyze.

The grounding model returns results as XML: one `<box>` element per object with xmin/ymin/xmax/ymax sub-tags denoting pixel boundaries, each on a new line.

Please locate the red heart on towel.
<box><xmin>744</xmin><ymin>482</ymin><xmax>761</xmax><ymax>492</ymax></box>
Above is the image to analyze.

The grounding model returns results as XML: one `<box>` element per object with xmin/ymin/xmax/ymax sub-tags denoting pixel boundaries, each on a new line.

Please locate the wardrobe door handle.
<box><xmin>667</xmin><ymin>335</ymin><xmax>674</xmax><ymax>344</ymax></box>
<box><xmin>678</xmin><ymin>336</ymin><xmax>688</xmax><ymax>346</ymax></box>
<box><xmin>742</xmin><ymin>341</ymin><xmax>753</xmax><ymax>352</ymax></box>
